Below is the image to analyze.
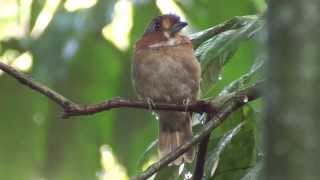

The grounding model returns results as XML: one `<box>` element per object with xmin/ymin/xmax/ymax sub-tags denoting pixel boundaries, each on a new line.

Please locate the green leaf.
<box><xmin>206</xmin><ymin>122</ymin><xmax>245</xmax><ymax>177</ymax></box>
<box><xmin>154</xmin><ymin>166</ymin><xmax>179</xmax><ymax>180</ymax></box>
<box><xmin>195</xmin><ymin>15</ymin><xmax>263</xmax><ymax>94</ymax></box>
<box><xmin>240</xmin><ymin>160</ymin><xmax>263</xmax><ymax>180</ymax></box>
<box><xmin>208</xmin><ymin>107</ymin><xmax>257</xmax><ymax>180</ymax></box>
<box><xmin>190</xmin><ymin>16</ymin><xmax>259</xmax><ymax>48</ymax></box>
<box><xmin>219</xmin><ymin>57</ymin><xmax>264</xmax><ymax>96</ymax></box>
<box><xmin>137</xmin><ymin>140</ymin><xmax>158</xmax><ymax>171</ymax></box>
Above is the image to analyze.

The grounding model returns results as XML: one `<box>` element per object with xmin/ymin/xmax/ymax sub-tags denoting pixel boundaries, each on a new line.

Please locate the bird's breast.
<box><xmin>132</xmin><ymin>45</ymin><xmax>201</xmax><ymax>103</ymax></box>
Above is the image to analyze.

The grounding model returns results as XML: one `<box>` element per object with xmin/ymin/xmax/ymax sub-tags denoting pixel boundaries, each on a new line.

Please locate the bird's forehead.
<box><xmin>162</xmin><ymin>18</ymin><xmax>172</xmax><ymax>29</ymax></box>
<box><xmin>154</xmin><ymin>14</ymin><xmax>180</xmax><ymax>28</ymax></box>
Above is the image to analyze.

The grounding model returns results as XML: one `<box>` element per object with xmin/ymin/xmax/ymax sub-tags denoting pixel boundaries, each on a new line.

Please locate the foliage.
<box><xmin>0</xmin><ymin>0</ymin><xmax>265</xmax><ymax>179</ymax></box>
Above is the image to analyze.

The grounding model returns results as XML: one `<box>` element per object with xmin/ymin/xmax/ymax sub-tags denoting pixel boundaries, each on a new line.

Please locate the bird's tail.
<box><xmin>158</xmin><ymin>111</ymin><xmax>194</xmax><ymax>165</ymax></box>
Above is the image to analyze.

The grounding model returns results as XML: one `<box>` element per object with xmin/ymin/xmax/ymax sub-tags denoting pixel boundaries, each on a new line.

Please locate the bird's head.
<box><xmin>143</xmin><ymin>14</ymin><xmax>188</xmax><ymax>38</ymax></box>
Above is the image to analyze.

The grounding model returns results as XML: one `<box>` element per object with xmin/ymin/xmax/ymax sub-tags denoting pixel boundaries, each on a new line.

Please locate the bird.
<box><xmin>132</xmin><ymin>14</ymin><xmax>201</xmax><ymax>165</ymax></box>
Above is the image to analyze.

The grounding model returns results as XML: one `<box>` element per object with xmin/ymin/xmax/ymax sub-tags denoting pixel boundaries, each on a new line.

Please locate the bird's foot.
<box><xmin>183</xmin><ymin>98</ymin><xmax>190</xmax><ymax>112</ymax></box>
<box><xmin>146</xmin><ymin>97</ymin><xmax>156</xmax><ymax>111</ymax></box>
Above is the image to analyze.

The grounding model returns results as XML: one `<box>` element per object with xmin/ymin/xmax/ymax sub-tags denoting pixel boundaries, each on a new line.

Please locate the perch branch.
<box><xmin>62</xmin><ymin>99</ymin><xmax>216</xmax><ymax>118</ymax></box>
<box><xmin>131</xmin><ymin>81</ymin><xmax>263</xmax><ymax>180</ymax></box>
<box><xmin>0</xmin><ymin>61</ymin><xmax>218</xmax><ymax>118</ymax></box>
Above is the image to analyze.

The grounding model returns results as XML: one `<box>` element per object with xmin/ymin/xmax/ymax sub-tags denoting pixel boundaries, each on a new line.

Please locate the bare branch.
<box><xmin>0</xmin><ymin>61</ymin><xmax>75</xmax><ymax>108</ymax></box>
<box><xmin>63</xmin><ymin>99</ymin><xmax>216</xmax><ymax>118</ymax></box>
<box><xmin>131</xmin><ymin>82</ymin><xmax>263</xmax><ymax>180</ymax></box>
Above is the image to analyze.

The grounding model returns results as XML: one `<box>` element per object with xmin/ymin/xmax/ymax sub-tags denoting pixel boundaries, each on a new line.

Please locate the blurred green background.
<box><xmin>0</xmin><ymin>0</ymin><xmax>264</xmax><ymax>179</ymax></box>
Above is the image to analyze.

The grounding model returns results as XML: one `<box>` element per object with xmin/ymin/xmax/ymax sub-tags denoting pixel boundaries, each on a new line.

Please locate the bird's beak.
<box><xmin>170</xmin><ymin>21</ymin><xmax>188</xmax><ymax>35</ymax></box>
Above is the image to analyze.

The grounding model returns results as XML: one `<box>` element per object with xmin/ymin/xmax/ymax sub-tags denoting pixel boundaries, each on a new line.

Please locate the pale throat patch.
<box><xmin>148</xmin><ymin>32</ymin><xmax>181</xmax><ymax>48</ymax></box>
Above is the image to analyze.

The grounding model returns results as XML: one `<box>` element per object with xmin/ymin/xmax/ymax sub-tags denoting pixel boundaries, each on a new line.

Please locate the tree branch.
<box><xmin>131</xmin><ymin>82</ymin><xmax>263</xmax><ymax>180</ymax></box>
<box><xmin>0</xmin><ymin>61</ymin><xmax>75</xmax><ymax>108</ymax></box>
<box><xmin>193</xmin><ymin>114</ymin><xmax>213</xmax><ymax>180</ymax></box>
<box><xmin>63</xmin><ymin>99</ymin><xmax>216</xmax><ymax>118</ymax></box>
<box><xmin>0</xmin><ymin>61</ymin><xmax>218</xmax><ymax>118</ymax></box>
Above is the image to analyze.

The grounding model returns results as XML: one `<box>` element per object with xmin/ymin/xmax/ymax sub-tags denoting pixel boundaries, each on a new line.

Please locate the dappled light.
<box><xmin>30</xmin><ymin>0</ymin><xmax>61</xmax><ymax>38</ymax></box>
<box><xmin>102</xmin><ymin>0</ymin><xmax>133</xmax><ymax>50</ymax></box>
<box><xmin>156</xmin><ymin>0</ymin><xmax>187</xmax><ymax>21</ymax></box>
<box><xmin>64</xmin><ymin>0</ymin><xmax>97</xmax><ymax>12</ymax></box>
<box><xmin>0</xmin><ymin>51</ymin><xmax>33</xmax><ymax>75</ymax></box>
<box><xmin>0</xmin><ymin>0</ymin><xmax>30</xmax><ymax>39</ymax></box>
<box><xmin>11</xmin><ymin>51</ymin><xmax>33</xmax><ymax>71</ymax></box>
<box><xmin>99</xmin><ymin>145</ymin><xmax>129</xmax><ymax>180</ymax></box>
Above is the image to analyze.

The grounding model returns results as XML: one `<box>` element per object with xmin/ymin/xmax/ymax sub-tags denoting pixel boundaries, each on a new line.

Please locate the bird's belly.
<box><xmin>133</xmin><ymin>55</ymin><xmax>196</xmax><ymax>102</ymax></box>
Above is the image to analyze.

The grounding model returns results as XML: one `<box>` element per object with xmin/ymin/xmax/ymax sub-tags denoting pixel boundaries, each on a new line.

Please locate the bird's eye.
<box><xmin>155</xmin><ymin>22</ymin><xmax>161</xmax><ymax>30</ymax></box>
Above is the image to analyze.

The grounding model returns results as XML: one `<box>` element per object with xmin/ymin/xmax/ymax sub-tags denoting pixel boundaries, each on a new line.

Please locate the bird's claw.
<box><xmin>183</xmin><ymin>98</ymin><xmax>190</xmax><ymax>112</ymax></box>
<box><xmin>146</xmin><ymin>97</ymin><xmax>155</xmax><ymax>111</ymax></box>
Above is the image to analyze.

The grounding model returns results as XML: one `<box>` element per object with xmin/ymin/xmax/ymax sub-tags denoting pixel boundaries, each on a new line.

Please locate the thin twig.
<box><xmin>131</xmin><ymin>82</ymin><xmax>263</xmax><ymax>180</ymax></box>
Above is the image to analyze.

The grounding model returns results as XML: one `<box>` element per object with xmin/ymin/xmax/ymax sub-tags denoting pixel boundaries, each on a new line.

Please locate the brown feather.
<box><xmin>132</xmin><ymin>20</ymin><xmax>201</xmax><ymax>165</ymax></box>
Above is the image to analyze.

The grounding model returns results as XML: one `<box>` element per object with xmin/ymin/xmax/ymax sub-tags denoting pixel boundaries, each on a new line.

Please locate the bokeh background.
<box><xmin>0</xmin><ymin>0</ymin><xmax>265</xmax><ymax>179</ymax></box>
